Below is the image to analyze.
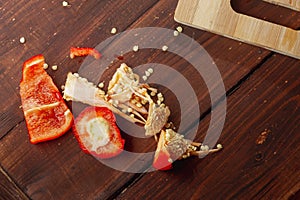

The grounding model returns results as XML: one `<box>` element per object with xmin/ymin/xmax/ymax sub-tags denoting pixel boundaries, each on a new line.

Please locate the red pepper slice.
<box><xmin>73</xmin><ymin>106</ymin><xmax>125</xmax><ymax>159</ymax></box>
<box><xmin>70</xmin><ymin>47</ymin><xmax>101</xmax><ymax>59</ymax></box>
<box><xmin>153</xmin><ymin>150</ymin><xmax>172</xmax><ymax>171</ymax></box>
<box><xmin>20</xmin><ymin>55</ymin><xmax>73</xmax><ymax>144</ymax></box>
<box><xmin>153</xmin><ymin>130</ymin><xmax>173</xmax><ymax>170</ymax></box>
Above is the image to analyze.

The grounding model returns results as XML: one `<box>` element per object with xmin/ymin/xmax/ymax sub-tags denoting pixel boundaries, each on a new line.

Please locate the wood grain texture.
<box><xmin>0</xmin><ymin>166</ymin><xmax>29</xmax><ymax>200</ymax></box>
<box><xmin>263</xmin><ymin>0</ymin><xmax>300</xmax><ymax>11</ymax></box>
<box><xmin>115</xmin><ymin>53</ymin><xmax>300</xmax><ymax>200</ymax></box>
<box><xmin>231</xmin><ymin>0</ymin><xmax>300</xmax><ymax>30</ymax></box>
<box><xmin>0</xmin><ymin>0</ymin><xmax>299</xmax><ymax>199</ymax></box>
<box><xmin>174</xmin><ymin>0</ymin><xmax>300</xmax><ymax>59</ymax></box>
<box><xmin>0</xmin><ymin>0</ymin><xmax>159</xmax><ymax>139</ymax></box>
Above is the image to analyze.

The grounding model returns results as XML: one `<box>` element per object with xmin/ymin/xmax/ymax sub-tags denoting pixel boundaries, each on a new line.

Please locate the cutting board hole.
<box><xmin>231</xmin><ymin>0</ymin><xmax>300</xmax><ymax>30</ymax></box>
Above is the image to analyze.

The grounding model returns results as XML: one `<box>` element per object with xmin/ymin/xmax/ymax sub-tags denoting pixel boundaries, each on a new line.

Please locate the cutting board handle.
<box><xmin>262</xmin><ymin>0</ymin><xmax>300</xmax><ymax>11</ymax></box>
<box><xmin>175</xmin><ymin>0</ymin><xmax>300</xmax><ymax>59</ymax></box>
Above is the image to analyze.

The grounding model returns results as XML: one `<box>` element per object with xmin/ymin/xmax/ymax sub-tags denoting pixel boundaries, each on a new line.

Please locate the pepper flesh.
<box><xmin>73</xmin><ymin>106</ymin><xmax>125</xmax><ymax>159</ymax></box>
<box><xmin>70</xmin><ymin>47</ymin><xmax>101</xmax><ymax>59</ymax></box>
<box><xmin>20</xmin><ymin>55</ymin><xmax>73</xmax><ymax>144</ymax></box>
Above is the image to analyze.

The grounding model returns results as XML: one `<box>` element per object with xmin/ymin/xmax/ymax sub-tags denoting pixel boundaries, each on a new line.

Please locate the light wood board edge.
<box><xmin>174</xmin><ymin>0</ymin><xmax>300</xmax><ymax>60</ymax></box>
<box><xmin>262</xmin><ymin>0</ymin><xmax>300</xmax><ymax>11</ymax></box>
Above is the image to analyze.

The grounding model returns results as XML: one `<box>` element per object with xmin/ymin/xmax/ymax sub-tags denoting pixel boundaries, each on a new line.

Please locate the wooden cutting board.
<box><xmin>263</xmin><ymin>0</ymin><xmax>300</xmax><ymax>11</ymax></box>
<box><xmin>174</xmin><ymin>0</ymin><xmax>300</xmax><ymax>59</ymax></box>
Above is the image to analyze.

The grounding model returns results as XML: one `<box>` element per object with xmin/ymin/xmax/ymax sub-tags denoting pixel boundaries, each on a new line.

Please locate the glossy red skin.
<box><xmin>20</xmin><ymin>55</ymin><xmax>73</xmax><ymax>144</ymax></box>
<box><xmin>153</xmin><ymin>150</ymin><xmax>172</xmax><ymax>171</ymax></box>
<box><xmin>70</xmin><ymin>47</ymin><xmax>101</xmax><ymax>59</ymax></box>
<box><xmin>73</xmin><ymin>106</ymin><xmax>125</xmax><ymax>159</ymax></box>
<box><xmin>152</xmin><ymin>130</ymin><xmax>173</xmax><ymax>170</ymax></box>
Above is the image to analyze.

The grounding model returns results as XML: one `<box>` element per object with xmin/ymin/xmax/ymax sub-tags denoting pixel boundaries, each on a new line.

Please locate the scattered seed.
<box><xmin>136</xmin><ymin>102</ymin><xmax>142</xmax><ymax>108</ymax></box>
<box><xmin>62</xmin><ymin>1</ymin><xmax>69</xmax><ymax>7</ymax></box>
<box><xmin>127</xmin><ymin>108</ymin><xmax>133</xmax><ymax>113</ymax></box>
<box><xmin>162</xmin><ymin>45</ymin><xmax>168</xmax><ymax>52</ymax></box>
<box><xmin>168</xmin><ymin>158</ymin><xmax>173</xmax><ymax>163</ymax></box>
<box><xmin>217</xmin><ymin>144</ymin><xmax>223</xmax><ymax>149</ymax></box>
<box><xmin>61</xmin><ymin>85</ymin><xmax>65</xmax><ymax>90</ymax></box>
<box><xmin>176</xmin><ymin>26</ymin><xmax>183</xmax><ymax>33</ymax></box>
<box><xmin>150</xmin><ymin>91</ymin><xmax>156</xmax><ymax>96</ymax></box>
<box><xmin>111</xmin><ymin>27</ymin><xmax>117</xmax><ymax>34</ymax></box>
<box><xmin>201</xmin><ymin>145</ymin><xmax>209</xmax><ymax>151</ymax></box>
<box><xmin>145</xmin><ymin>71</ymin><xmax>151</xmax><ymax>77</ymax></box>
<box><xmin>98</xmin><ymin>82</ymin><xmax>104</xmax><ymax>88</ymax></box>
<box><xmin>130</xmin><ymin>114</ymin><xmax>135</xmax><ymax>118</ymax></box>
<box><xmin>147</xmin><ymin>68</ymin><xmax>154</xmax><ymax>74</ymax></box>
<box><xmin>133</xmin><ymin>45</ymin><xmax>139</xmax><ymax>52</ymax></box>
<box><xmin>157</xmin><ymin>100</ymin><xmax>161</xmax><ymax>105</ymax></box>
<box><xmin>43</xmin><ymin>63</ymin><xmax>49</xmax><ymax>69</ymax></box>
<box><xmin>142</xmin><ymin>75</ymin><xmax>147</xmax><ymax>81</ymax></box>
<box><xmin>173</xmin><ymin>30</ymin><xmax>179</xmax><ymax>37</ymax></box>
<box><xmin>19</xmin><ymin>37</ymin><xmax>26</xmax><ymax>44</ymax></box>
<box><xmin>157</xmin><ymin>93</ymin><xmax>163</xmax><ymax>98</ymax></box>
<box><xmin>51</xmin><ymin>65</ymin><xmax>58</xmax><ymax>71</ymax></box>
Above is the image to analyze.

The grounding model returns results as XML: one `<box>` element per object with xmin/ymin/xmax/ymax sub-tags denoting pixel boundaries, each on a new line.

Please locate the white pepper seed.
<box><xmin>19</xmin><ymin>37</ymin><xmax>26</xmax><ymax>44</ymax></box>
<box><xmin>173</xmin><ymin>30</ymin><xmax>179</xmax><ymax>36</ymax></box>
<box><xmin>111</xmin><ymin>27</ymin><xmax>117</xmax><ymax>34</ymax></box>
<box><xmin>62</xmin><ymin>1</ymin><xmax>69</xmax><ymax>7</ymax></box>
<box><xmin>43</xmin><ymin>63</ymin><xmax>49</xmax><ymax>70</ymax></box>
<box><xmin>145</xmin><ymin>71</ymin><xmax>151</xmax><ymax>77</ymax></box>
<box><xmin>98</xmin><ymin>82</ymin><xmax>104</xmax><ymax>88</ymax></box>
<box><xmin>51</xmin><ymin>65</ymin><xmax>58</xmax><ymax>71</ymax></box>
<box><xmin>147</xmin><ymin>68</ymin><xmax>154</xmax><ymax>73</ymax></box>
<box><xmin>176</xmin><ymin>26</ymin><xmax>183</xmax><ymax>33</ymax></box>
<box><xmin>133</xmin><ymin>45</ymin><xmax>139</xmax><ymax>52</ymax></box>
<box><xmin>162</xmin><ymin>45</ymin><xmax>168</xmax><ymax>51</ymax></box>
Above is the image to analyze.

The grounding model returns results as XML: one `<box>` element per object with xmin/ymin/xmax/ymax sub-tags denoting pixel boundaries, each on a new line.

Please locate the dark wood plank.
<box><xmin>0</xmin><ymin>0</ymin><xmax>159</xmax><ymax>138</ymax></box>
<box><xmin>0</xmin><ymin>0</ymin><xmax>283</xmax><ymax>199</ymax></box>
<box><xmin>0</xmin><ymin>167</ymin><xmax>29</xmax><ymax>200</ymax></box>
<box><xmin>231</xmin><ymin>0</ymin><xmax>300</xmax><ymax>30</ymax></box>
<box><xmin>0</xmin><ymin>0</ymin><xmax>162</xmax><ymax>199</ymax></box>
<box><xmin>0</xmin><ymin>122</ymin><xmax>137</xmax><ymax>199</ymax></box>
<box><xmin>65</xmin><ymin>0</ymin><xmax>274</xmax><ymax>175</ymax></box>
<box><xmin>115</xmin><ymin>54</ymin><xmax>300</xmax><ymax>199</ymax></box>
<box><xmin>0</xmin><ymin>0</ymin><xmax>299</xmax><ymax>199</ymax></box>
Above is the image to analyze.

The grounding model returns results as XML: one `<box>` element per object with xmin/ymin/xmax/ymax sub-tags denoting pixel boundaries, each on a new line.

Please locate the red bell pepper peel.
<box><xmin>20</xmin><ymin>55</ymin><xmax>73</xmax><ymax>144</ymax></box>
<box><xmin>70</xmin><ymin>47</ymin><xmax>101</xmax><ymax>59</ymax></box>
<box><xmin>73</xmin><ymin>106</ymin><xmax>125</xmax><ymax>159</ymax></box>
<box><xmin>152</xmin><ymin>130</ymin><xmax>173</xmax><ymax>170</ymax></box>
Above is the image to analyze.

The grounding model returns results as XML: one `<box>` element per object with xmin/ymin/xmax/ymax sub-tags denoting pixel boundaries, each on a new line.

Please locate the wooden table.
<box><xmin>0</xmin><ymin>0</ymin><xmax>299</xmax><ymax>199</ymax></box>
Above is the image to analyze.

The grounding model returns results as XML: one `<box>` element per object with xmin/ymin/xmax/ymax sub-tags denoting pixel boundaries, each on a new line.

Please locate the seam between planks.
<box><xmin>0</xmin><ymin>165</ymin><xmax>31</xmax><ymax>200</ymax></box>
<box><xmin>0</xmin><ymin>119</ymin><xmax>25</xmax><ymax>141</ymax></box>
